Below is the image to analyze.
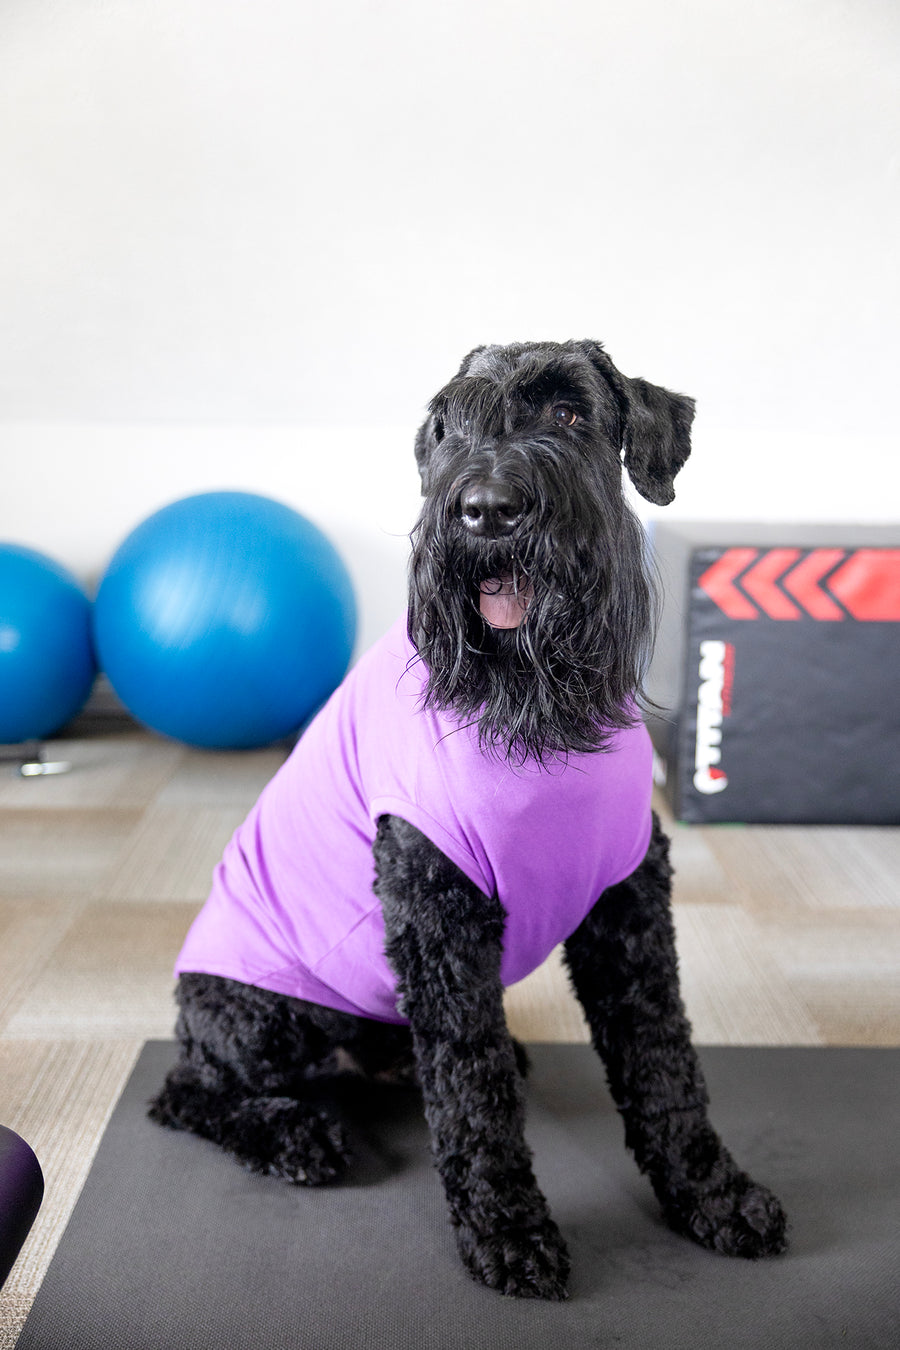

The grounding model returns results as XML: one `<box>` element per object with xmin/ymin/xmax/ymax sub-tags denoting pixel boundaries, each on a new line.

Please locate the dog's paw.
<box><xmin>224</xmin><ymin>1096</ymin><xmax>351</xmax><ymax>1187</ymax></box>
<box><xmin>661</xmin><ymin>1176</ymin><xmax>788</xmax><ymax>1259</ymax></box>
<box><xmin>269</xmin><ymin>1108</ymin><xmax>351</xmax><ymax>1186</ymax></box>
<box><xmin>455</xmin><ymin>1216</ymin><xmax>571</xmax><ymax>1300</ymax></box>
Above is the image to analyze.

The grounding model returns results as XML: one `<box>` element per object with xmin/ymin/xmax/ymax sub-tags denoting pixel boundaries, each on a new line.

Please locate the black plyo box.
<box><xmin>645</xmin><ymin>522</ymin><xmax>900</xmax><ymax>824</ymax></box>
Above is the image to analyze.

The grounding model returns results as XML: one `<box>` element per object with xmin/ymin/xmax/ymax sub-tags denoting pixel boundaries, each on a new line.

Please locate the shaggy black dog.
<box><xmin>150</xmin><ymin>340</ymin><xmax>787</xmax><ymax>1300</ymax></box>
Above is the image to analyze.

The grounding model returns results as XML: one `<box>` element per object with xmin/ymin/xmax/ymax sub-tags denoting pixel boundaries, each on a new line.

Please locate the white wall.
<box><xmin>2</xmin><ymin>0</ymin><xmax>897</xmax><ymax>652</ymax></box>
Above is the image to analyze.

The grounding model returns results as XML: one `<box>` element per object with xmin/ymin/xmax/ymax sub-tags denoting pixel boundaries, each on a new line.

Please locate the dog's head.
<box><xmin>408</xmin><ymin>340</ymin><xmax>694</xmax><ymax>761</ymax></box>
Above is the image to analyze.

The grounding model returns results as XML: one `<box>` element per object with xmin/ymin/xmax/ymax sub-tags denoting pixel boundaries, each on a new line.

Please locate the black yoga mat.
<box><xmin>17</xmin><ymin>1042</ymin><xmax>900</xmax><ymax>1349</ymax></box>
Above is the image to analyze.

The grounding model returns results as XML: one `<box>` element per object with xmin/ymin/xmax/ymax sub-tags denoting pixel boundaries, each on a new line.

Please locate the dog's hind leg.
<box><xmin>373</xmin><ymin>814</ymin><xmax>570</xmax><ymax>1301</ymax></box>
<box><xmin>148</xmin><ymin>973</ymin><xmax>351</xmax><ymax>1185</ymax></box>
<box><xmin>563</xmin><ymin>813</ymin><xmax>788</xmax><ymax>1259</ymax></box>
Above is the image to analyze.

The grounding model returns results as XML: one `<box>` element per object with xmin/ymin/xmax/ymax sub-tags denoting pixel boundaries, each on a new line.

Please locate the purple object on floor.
<box><xmin>0</xmin><ymin>1125</ymin><xmax>44</xmax><ymax>1289</ymax></box>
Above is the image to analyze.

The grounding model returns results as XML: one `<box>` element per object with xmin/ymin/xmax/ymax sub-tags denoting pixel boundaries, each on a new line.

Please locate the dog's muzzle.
<box><xmin>456</xmin><ymin>476</ymin><xmax>533</xmax><ymax>629</ymax></box>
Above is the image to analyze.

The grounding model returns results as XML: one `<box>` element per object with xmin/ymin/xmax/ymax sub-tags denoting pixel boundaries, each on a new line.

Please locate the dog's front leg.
<box><xmin>373</xmin><ymin>814</ymin><xmax>570</xmax><ymax>1300</ymax></box>
<box><xmin>564</xmin><ymin>813</ymin><xmax>788</xmax><ymax>1259</ymax></box>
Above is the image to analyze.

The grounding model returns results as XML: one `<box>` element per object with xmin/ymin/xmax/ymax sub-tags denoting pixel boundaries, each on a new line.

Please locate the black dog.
<box><xmin>150</xmin><ymin>340</ymin><xmax>787</xmax><ymax>1300</ymax></box>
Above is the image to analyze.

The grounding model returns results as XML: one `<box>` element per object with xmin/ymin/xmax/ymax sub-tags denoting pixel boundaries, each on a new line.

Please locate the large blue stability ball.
<box><xmin>93</xmin><ymin>492</ymin><xmax>357</xmax><ymax>749</ymax></box>
<box><xmin>0</xmin><ymin>544</ymin><xmax>97</xmax><ymax>743</ymax></box>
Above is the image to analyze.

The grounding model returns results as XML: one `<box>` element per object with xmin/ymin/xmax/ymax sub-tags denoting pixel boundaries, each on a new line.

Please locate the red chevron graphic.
<box><xmin>696</xmin><ymin>548</ymin><xmax>760</xmax><ymax>619</ymax></box>
<box><xmin>782</xmin><ymin>548</ymin><xmax>846</xmax><ymax>620</ymax></box>
<box><xmin>698</xmin><ymin>546</ymin><xmax>900</xmax><ymax>620</ymax></box>
<box><xmin>828</xmin><ymin>549</ymin><xmax>900</xmax><ymax>621</ymax></box>
<box><xmin>741</xmin><ymin>549</ymin><xmax>802</xmax><ymax>619</ymax></box>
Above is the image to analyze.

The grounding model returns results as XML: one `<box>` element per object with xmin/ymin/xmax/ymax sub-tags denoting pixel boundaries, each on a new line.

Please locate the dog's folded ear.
<box><xmin>620</xmin><ymin>376</ymin><xmax>695</xmax><ymax>506</ymax></box>
<box><xmin>581</xmin><ymin>341</ymin><xmax>695</xmax><ymax>506</ymax></box>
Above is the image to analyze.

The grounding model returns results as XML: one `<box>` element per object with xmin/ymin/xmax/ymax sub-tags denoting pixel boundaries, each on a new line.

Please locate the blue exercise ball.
<box><xmin>93</xmin><ymin>492</ymin><xmax>357</xmax><ymax>749</ymax></box>
<box><xmin>0</xmin><ymin>544</ymin><xmax>96</xmax><ymax>743</ymax></box>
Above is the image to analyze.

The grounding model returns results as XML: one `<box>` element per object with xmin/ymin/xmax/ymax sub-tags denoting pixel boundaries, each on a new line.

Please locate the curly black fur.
<box><xmin>149</xmin><ymin>339</ymin><xmax>787</xmax><ymax>1301</ymax></box>
<box><xmin>148</xmin><ymin>973</ymin><xmax>417</xmax><ymax>1184</ymax></box>
<box><xmin>374</xmin><ymin>814</ymin><xmax>570</xmax><ymax>1298</ymax></box>
<box><xmin>564</xmin><ymin>816</ymin><xmax>788</xmax><ymax>1259</ymax></box>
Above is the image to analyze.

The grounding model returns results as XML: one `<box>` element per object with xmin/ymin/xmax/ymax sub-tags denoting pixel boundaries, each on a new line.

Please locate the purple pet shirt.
<box><xmin>175</xmin><ymin>614</ymin><xmax>654</xmax><ymax>1024</ymax></box>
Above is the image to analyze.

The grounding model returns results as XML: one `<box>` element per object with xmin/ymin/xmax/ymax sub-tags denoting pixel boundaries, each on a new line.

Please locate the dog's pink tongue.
<box><xmin>479</xmin><ymin>575</ymin><xmax>533</xmax><ymax>629</ymax></box>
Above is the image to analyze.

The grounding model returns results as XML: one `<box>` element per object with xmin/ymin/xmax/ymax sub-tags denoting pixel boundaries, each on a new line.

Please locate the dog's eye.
<box><xmin>551</xmin><ymin>405</ymin><xmax>578</xmax><ymax>427</ymax></box>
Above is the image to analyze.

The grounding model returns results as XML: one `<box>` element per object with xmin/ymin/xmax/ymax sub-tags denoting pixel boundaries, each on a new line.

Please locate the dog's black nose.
<box><xmin>460</xmin><ymin>479</ymin><xmax>525</xmax><ymax>537</ymax></box>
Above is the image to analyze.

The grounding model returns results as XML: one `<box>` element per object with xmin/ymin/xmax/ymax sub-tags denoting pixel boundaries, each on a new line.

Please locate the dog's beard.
<box><xmin>408</xmin><ymin>503</ymin><xmax>656</xmax><ymax>763</ymax></box>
